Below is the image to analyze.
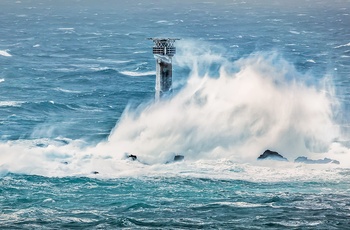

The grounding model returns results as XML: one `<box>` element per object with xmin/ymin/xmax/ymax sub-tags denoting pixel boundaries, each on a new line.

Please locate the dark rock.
<box><xmin>54</xmin><ymin>138</ymin><xmax>70</xmax><ymax>145</ymax></box>
<box><xmin>92</xmin><ymin>171</ymin><xmax>99</xmax><ymax>174</ymax></box>
<box><xmin>127</xmin><ymin>154</ymin><xmax>137</xmax><ymax>161</ymax></box>
<box><xmin>258</xmin><ymin>150</ymin><xmax>288</xmax><ymax>161</ymax></box>
<box><xmin>294</xmin><ymin>156</ymin><xmax>340</xmax><ymax>165</ymax></box>
<box><xmin>36</xmin><ymin>143</ymin><xmax>46</xmax><ymax>148</ymax></box>
<box><xmin>174</xmin><ymin>155</ymin><xmax>184</xmax><ymax>162</ymax></box>
<box><xmin>294</xmin><ymin>156</ymin><xmax>312</xmax><ymax>163</ymax></box>
<box><xmin>165</xmin><ymin>154</ymin><xmax>185</xmax><ymax>164</ymax></box>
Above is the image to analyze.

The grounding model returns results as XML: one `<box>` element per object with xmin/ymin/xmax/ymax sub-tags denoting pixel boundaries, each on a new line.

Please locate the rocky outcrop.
<box><xmin>126</xmin><ymin>153</ymin><xmax>184</xmax><ymax>163</ymax></box>
<box><xmin>257</xmin><ymin>150</ymin><xmax>288</xmax><ymax>161</ymax></box>
<box><xmin>127</xmin><ymin>154</ymin><xmax>138</xmax><ymax>161</ymax></box>
<box><xmin>165</xmin><ymin>155</ymin><xmax>185</xmax><ymax>164</ymax></box>
<box><xmin>174</xmin><ymin>155</ymin><xmax>184</xmax><ymax>162</ymax></box>
<box><xmin>294</xmin><ymin>156</ymin><xmax>340</xmax><ymax>165</ymax></box>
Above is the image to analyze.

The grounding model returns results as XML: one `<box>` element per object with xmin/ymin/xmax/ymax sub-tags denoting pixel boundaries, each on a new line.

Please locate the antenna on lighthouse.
<box><xmin>148</xmin><ymin>38</ymin><xmax>179</xmax><ymax>100</ymax></box>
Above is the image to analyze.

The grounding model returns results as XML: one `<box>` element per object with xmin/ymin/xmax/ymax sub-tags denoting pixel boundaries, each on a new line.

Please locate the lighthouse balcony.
<box><xmin>152</xmin><ymin>47</ymin><xmax>176</xmax><ymax>56</ymax></box>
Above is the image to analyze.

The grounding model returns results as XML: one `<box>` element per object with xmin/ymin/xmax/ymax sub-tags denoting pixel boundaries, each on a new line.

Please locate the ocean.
<box><xmin>1</xmin><ymin>0</ymin><xmax>350</xmax><ymax>228</ymax></box>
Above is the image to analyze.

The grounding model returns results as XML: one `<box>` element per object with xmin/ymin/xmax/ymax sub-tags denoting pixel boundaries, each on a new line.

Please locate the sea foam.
<box><xmin>0</xmin><ymin>41</ymin><xmax>349</xmax><ymax>178</ymax></box>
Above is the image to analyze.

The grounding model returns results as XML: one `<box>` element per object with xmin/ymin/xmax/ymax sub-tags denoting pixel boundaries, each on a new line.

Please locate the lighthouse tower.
<box><xmin>149</xmin><ymin>38</ymin><xmax>179</xmax><ymax>100</ymax></box>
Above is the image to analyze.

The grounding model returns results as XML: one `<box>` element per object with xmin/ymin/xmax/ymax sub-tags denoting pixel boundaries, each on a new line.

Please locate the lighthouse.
<box><xmin>148</xmin><ymin>38</ymin><xmax>179</xmax><ymax>100</ymax></box>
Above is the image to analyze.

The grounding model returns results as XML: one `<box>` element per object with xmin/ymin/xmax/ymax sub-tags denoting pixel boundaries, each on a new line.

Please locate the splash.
<box><xmin>102</xmin><ymin>41</ymin><xmax>342</xmax><ymax>164</ymax></box>
<box><xmin>1</xmin><ymin>41</ymin><xmax>349</xmax><ymax>177</ymax></box>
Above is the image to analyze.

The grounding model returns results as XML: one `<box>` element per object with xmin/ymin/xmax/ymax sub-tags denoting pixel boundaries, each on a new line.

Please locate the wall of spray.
<box><xmin>0</xmin><ymin>40</ymin><xmax>349</xmax><ymax>177</ymax></box>
<box><xmin>106</xmin><ymin>40</ymin><xmax>343</xmax><ymax>164</ymax></box>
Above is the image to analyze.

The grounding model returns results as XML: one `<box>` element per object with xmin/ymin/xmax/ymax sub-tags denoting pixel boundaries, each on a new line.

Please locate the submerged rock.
<box><xmin>257</xmin><ymin>150</ymin><xmax>288</xmax><ymax>161</ymax></box>
<box><xmin>294</xmin><ymin>156</ymin><xmax>340</xmax><ymax>165</ymax></box>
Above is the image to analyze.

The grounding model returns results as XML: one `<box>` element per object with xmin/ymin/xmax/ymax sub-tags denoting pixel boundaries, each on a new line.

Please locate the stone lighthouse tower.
<box><xmin>149</xmin><ymin>38</ymin><xmax>179</xmax><ymax>100</ymax></box>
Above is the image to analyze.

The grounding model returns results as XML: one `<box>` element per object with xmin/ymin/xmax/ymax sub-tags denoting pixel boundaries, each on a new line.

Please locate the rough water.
<box><xmin>1</xmin><ymin>0</ymin><xmax>350</xmax><ymax>228</ymax></box>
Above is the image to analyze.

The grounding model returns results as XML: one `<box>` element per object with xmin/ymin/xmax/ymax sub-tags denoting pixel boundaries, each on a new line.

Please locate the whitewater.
<box><xmin>1</xmin><ymin>47</ymin><xmax>348</xmax><ymax>177</ymax></box>
<box><xmin>0</xmin><ymin>0</ymin><xmax>350</xmax><ymax>228</ymax></box>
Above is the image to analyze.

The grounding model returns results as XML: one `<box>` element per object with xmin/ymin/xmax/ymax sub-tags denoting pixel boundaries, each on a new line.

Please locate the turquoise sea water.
<box><xmin>1</xmin><ymin>0</ymin><xmax>350</xmax><ymax>228</ymax></box>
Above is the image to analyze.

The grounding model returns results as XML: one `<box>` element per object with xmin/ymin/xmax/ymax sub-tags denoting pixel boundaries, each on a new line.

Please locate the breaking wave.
<box><xmin>120</xmin><ymin>70</ymin><xmax>156</xmax><ymax>77</ymax></box>
<box><xmin>334</xmin><ymin>42</ymin><xmax>350</xmax><ymax>49</ymax></box>
<box><xmin>105</xmin><ymin>43</ymin><xmax>343</xmax><ymax>165</ymax></box>
<box><xmin>0</xmin><ymin>50</ymin><xmax>12</xmax><ymax>57</ymax></box>
<box><xmin>0</xmin><ymin>41</ymin><xmax>349</xmax><ymax>178</ymax></box>
<box><xmin>0</xmin><ymin>101</ymin><xmax>23</xmax><ymax>107</ymax></box>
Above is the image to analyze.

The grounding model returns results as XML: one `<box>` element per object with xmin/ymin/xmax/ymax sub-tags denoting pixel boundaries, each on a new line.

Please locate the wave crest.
<box><xmin>0</xmin><ymin>50</ymin><xmax>12</xmax><ymax>57</ymax></box>
<box><xmin>120</xmin><ymin>71</ymin><xmax>156</xmax><ymax>77</ymax></box>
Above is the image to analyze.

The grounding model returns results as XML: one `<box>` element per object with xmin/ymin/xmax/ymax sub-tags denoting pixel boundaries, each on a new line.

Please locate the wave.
<box><xmin>0</xmin><ymin>78</ymin><xmax>4</xmax><ymax>83</ymax></box>
<box><xmin>133</xmin><ymin>51</ymin><xmax>148</xmax><ymax>54</ymax></box>
<box><xmin>76</xmin><ymin>58</ymin><xmax>134</xmax><ymax>64</ymax></box>
<box><xmin>306</xmin><ymin>59</ymin><xmax>316</xmax><ymax>63</ymax></box>
<box><xmin>57</xmin><ymin>27</ymin><xmax>74</xmax><ymax>31</ymax></box>
<box><xmin>54</xmin><ymin>87</ymin><xmax>82</xmax><ymax>94</ymax></box>
<box><xmin>104</xmin><ymin>42</ymin><xmax>343</xmax><ymax>165</ymax></box>
<box><xmin>0</xmin><ymin>101</ymin><xmax>23</xmax><ymax>107</ymax></box>
<box><xmin>155</xmin><ymin>20</ymin><xmax>175</xmax><ymax>25</ymax></box>
<box><xmin>334</xmin><ymin>42</ymin><xmax>350</xmax><ymax>49</ymax></box>
<box><xmin>0</xmin><ymin>41</ymin><xmax>349</xmax><ymax>178</ymax></box>
<box><xmin>90</xmin><ymin>67</ymin><xmax>119</xmax><ymax>75</ymax></box>
<box><xmin>0</xmin><ymin>50</ymin><xmax>12</xmax><ymax>57</ymax></box>
<box><xmin>0</xmin><ymin>100</ymin><xmax>78</xmax><ymax>111</ymax></box>
<box><xmin>58</xmin><ymin>64</ymin><xmax>119</xmax><ymax>74</ymax></box>
<box><xmin>120</xmin><ymin>71</ymin><xmax>156</xmax><ymax>77</ymax></box>
<box><xmin>0</xmin><ymin>140</ymin><xmax>348</xmax><ymax>181</ymax></box>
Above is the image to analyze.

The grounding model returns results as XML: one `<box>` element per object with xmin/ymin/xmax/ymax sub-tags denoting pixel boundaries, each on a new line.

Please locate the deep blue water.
<box><xmin>1</xmin><ymin>174</ymin><xmax>350</xmax><ymax>229</ymax></box>
<box><xmin>1</xmin><ymin>0</ymin><xmax>350</xmax><ymax>228</ymax></box>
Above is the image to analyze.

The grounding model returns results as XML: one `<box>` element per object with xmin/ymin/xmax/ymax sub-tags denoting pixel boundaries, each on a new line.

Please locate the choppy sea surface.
<box><xmin>1</xmin><ymin>0</ymin><xmax>350</xmax><ymax>228</ymax></box>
